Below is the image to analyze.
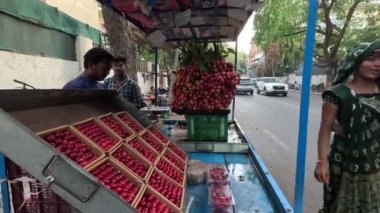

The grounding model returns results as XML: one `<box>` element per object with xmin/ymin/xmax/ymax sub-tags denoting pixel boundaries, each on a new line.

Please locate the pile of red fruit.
<box><xmin>208</xmin><ymin>165</ymin><xmax>229</xmax><ymax>186</ymax></box>
<box><xmin>90</xmin><ymin>162</ymin><xmax>140</xmax><ymax>204</ymax></box>
<box><xmin>210</xmin><ymin>167</ymin><xmax>228</xmax><ymax>179</ymax></box>
<box><xmin>148</xmin><ymin>171</ymin><xmax>182</xmax><ymax>207</ymax></box>
<box><xmin>156</xmin><ymin>159</ymin><xmax>183</xmax><ymax>184</ymax></box>
<box><xmin>210</xmin><ymin>185</ymin><xmax>233</xmax><ymax>210</ymax></box>
<box><xmin>116</xmin><ymin>113</ymin><xmax>143</xmax><ymax>133</ymax></box>
<box><xmin>128</xmin><ymin>138</ymin><xmax>158</xmax><ymax>163</ymax></box>
<box><xmin>100</xmin><ymin>115</ymin><xmax>132</xmax><ymax>139</ymax></box>
<box><xmin>112</xmin><ymin>147</ymin><xmax>149</xmax><ymax>179</ymax></box>
<box><xmin>136</xmin><ymin>191</ymin><xmax>174</xmax><ymax>213</ymax></box>
<box><xmin>164</xmin><ymin>151</ymin><xmax>185</xmax><ymax>171</ymax></box>
<box><xmin>141</xmin><ymin>132</ymin><xmax>164</xmax><ymax>153</ymax></box>
<box><xmin>74</xmin><ymin>121</ymin><xmax>118</xmax><ymax>151</ymax></box>
<box><xmin>149</xmin><ymin>128</ymin><xmax>169</xmax><ymax>144</ymax></box>
<box><xmin>43</xmin><ymin>130</ymin><xmax>99</xmax><ymax>167</ymax></box>
<box><xmin>168</xmin><ymin>143</ymin><xmax>187</xmax><ymax>160</ymax></box>
<box><xmin>171</xmin><ymin>61</ymin><xmax>240</xmax><ymax>112</ymax></box>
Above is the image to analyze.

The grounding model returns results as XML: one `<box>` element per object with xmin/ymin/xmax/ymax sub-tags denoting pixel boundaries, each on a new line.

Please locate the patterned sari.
<box><xmin>321</xmin><ymin>40</ymin><xmax>380</xmax><ymax>212</ymax></box>
<box><xmin>322</xmin><ymin>85</ymin><xmax>380</xmax><ymax>212</ymax></box>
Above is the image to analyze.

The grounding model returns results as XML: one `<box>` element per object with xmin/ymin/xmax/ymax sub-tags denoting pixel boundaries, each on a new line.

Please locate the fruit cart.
<box><xmin>0</xmin><ymin>0</ymin><xmax>322</xmax><ymax>212</ymax></box>
<box><xmin>0</xmin><ymin>89</ymin><xmax>292</xmax><ymax>213</ymax></box>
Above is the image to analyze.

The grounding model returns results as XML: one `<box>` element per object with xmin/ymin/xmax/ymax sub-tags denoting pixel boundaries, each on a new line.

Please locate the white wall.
<box><xmin>43</xmin><ymin>0</ymin><xmax>101</xmax><ymax>30</ymax></box>
<box><xmin>137</xmin><ymin>72</ymin><xmax>154</xmax><ymax>94</ymax></box>
<box><xmin>287</xmin><ymin>73</ymin><xmax>327</xmax><ymax>86</ymax></box>
<box><xmin>288</xmin><ymin>73</ymin><xmax>302</xmax><ymax>84</ymax></box>
<box><xmin>0</xmin><ymin>51</ymin><xmax>80</xmax><ymax>89</ymax></box>
<box><xmin>311</xmin><ymin>75</ymin><xmax>327</xmax><ymax>86</ymax></box>
<box><xmin>75</xmin><ymin>36</ymin><xmax>94</xmax><ymax>71</ymax></box>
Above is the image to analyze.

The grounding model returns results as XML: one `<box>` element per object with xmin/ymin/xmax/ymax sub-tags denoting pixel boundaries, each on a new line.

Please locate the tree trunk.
<box><xmin>101</xmin><ymin>6</ymin><xmax>138</xmax><ymax>81</ymax></box>
<box><xmin>326</xmin><ymin>60</ymin><xmax>338</xmax><ymax>87</ymax></box>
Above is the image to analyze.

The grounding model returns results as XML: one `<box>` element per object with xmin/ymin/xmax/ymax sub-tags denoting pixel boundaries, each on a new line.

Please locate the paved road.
<box><xmin>234</xmin><ymin>91</ymin><xmax>323</xmax><ymax>213</ymax></box>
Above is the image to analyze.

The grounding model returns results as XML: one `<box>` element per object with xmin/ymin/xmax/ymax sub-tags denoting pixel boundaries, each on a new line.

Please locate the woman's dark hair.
<box><xmin>114</xmin><ymin>55</ymin><xmax>127</xmax><ymax>64</ymax></box>
<box><xmin>83</xmin><ymin>47</ymin><xmax>115</xmax><ymax>68</ymax></box>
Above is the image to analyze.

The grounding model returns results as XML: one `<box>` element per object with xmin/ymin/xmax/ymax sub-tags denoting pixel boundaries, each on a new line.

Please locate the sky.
<box><xmin>228</xmin><ymin>13</ymin><xmax>255</xmax><ymax>55</ymax></box>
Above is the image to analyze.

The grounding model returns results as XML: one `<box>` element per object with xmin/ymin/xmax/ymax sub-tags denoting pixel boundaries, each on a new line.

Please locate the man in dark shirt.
<box><xmin>63</xmin><ymin>48</ymin><xmax>114</xmax><ymax>89</ymax></box>
<box><xmin>104</xmin><ymin>56</ymin><xmax>144</xmax><ymax>109</ymax></box>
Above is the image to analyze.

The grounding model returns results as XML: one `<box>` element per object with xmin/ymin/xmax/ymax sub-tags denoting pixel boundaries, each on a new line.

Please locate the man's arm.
<box><xmin>103</xmin><ymin>78</ymin><xmax>110</xmax><ymax>88</ymax></box>
<box><xmin>132</xmin><ymin>83</ymin><xmax>144</xmax><ymax>109</ymax></box>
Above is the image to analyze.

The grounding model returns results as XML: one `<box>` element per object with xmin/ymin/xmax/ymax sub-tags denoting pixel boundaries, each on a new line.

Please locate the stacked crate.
<box><xmin>36</xmin><ymin>111</ymin><xmax>188</xmax><ymax>213</ymax></box>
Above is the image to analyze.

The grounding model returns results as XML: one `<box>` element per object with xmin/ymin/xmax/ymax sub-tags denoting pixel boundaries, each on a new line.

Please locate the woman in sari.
<box><xmin>314</xmin><ymin>40</ymin><xmax>380</xmax><ymax>212</ymax></box>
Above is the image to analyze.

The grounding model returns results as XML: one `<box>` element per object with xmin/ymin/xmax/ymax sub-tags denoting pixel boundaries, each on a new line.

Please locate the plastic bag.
<box><xmin>207</xmin><ymin>164</ymin><xmax>229</xmax><ymax>186</ymax></box>
<box><xmin>187</xmin><ymin>160</ymin><xmax>207</xmax><ymax>185</ymax></box>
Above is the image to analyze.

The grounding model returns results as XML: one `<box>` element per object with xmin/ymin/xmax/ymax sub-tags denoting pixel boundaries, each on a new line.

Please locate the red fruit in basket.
<box><xmin>149</xmin><ymin>128</ymin><xmax>169</xmax><ymax>144</ymax></box>
<box><xmin>43</xmin><ymin>130</ymin><xmax>99</xmax><ymax>167</ymax></box>
<box><xmin>156</xmin><ymin>159</ymin><xmax>183</xmax><ymax>184</ymax></box>
<box><xmin>116</xmin><ymin>113</ymin><xmax>143</xmax><ymax>133</ymax></box>
<box><xmin>141</xmin><ymin>133</ymin><xmax>164</xmax><ymax>153</ymax></box>
<box><xmin>91</xmin><ymin>162</ymin><xmax>139</xmax><ymax>204</ymax></box>
<box><xmin>128</xmin><ymin>138</ymin><xmax>157</xmax><ymax>163</ymax></box>
<box><xmin>168</xmin><ymin>143</ymin><xmax>187</xmax><ymax>160</ymax></box>
<box><xmin>136</xmin><ymin>192</ymin><xmax>174</xmax><ymax>213</ymax></box>
<box><xmin>148</xmin><ymin>171</ymin><xmax>182</xmax><ymax>207</ymax></box>
<box><xmin>164</xmin><ymin>151</ymin><xmax>185</xmax><ymax>171</ymax></box>
<box><xmin>112</xmin><ymin>148</ymin><xmax>149</xmax><ymax>178</ymax></box>
<box><xmin>100</xmin><ymin>115</ymin><xmax>132</xmax><ymax>139</ymax></box>
<box><xmin>74</xmin><ymin>121</ymin><xmax>118</xmax><ymax>151</ymax></box>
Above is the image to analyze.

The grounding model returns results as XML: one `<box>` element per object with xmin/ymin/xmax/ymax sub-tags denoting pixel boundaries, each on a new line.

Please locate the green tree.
<box><xmin>138</xmin><ymin>44</ymin><xmax>174</xmax><ymax>70</ymax></box>
<box><xmin>102</xmin><ymin>5</ymin><xmax>139</xmax><ymax>81</ymax></box>
<box><xmin>225</xmin><ymin>51</ymin><xmax>247</xmax><ymax>74</ymax></box>
<box><xmin>254</xmin><ymin>0</ymin><xmax>379</xmax><ymax>84</ymax></box>
<box><xmin>254</xmin><ymin>0</ymin><xmax>306</xmax><ymax>76</ymax></box>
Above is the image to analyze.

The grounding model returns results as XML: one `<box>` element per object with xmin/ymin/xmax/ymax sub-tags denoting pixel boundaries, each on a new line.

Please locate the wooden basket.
<box><xmin>114</xmin><ymin>111</ymin><xmax>145</xmax><ymax>134</ymax></box>
<box><xmin>148</xmin><ymin>126</ymin><xmax>170</xmax><ymax>145</ymax></box>
<box><xmin>163</xmin><ymin>149</ymin><xmax>186</xmax><ymax>172</ymax></box>
<box><xmin>134</xmin><ymin>185</ymin><xmax>181</xmax><ymax>213</ymax></box>
<box><xmin>86</xmin><ymin>158</ymin><xmax>145</xmax><ymax>208</ymax></box>
<box><xmin>71</xmin><ymin>118</ymin><xmax>123</xmax><ymax>153</ymax></box>
<box><xmin>97</xmin><ymin>113</ymin><xmax>136</xmax><ymax>141</ymax></box>
<box><xmin>155</xmin><ymin>156</ymin><xmax>186</xmax><ymax>187</ymax></box>
<box><xmin>167</xmin><ymin>141</ymin><xmax>188</xmax><ymax>162</ymax></box>
<box><xmin>140</xmin><ymin>131</ymin><xmax>166</xmax><ymax>155</ymax></box>
<box><xmin>37</xmin><ymin>125</ymin><xmax>106</xmax><ymax>170</ymax></box>
<box><xmin>126</xmin><ymin>135</ymin><xmax>160</xmax><ymax>165</ymax></box>
<box><xmin>146</xmin><ymin>168</ymin><xmax>185</xmax><ymax>212</ymax></box>
<box><xmin>110</xmin><ymin>143</ymin><xmax>153</xmax><ymax>182</ymax></box>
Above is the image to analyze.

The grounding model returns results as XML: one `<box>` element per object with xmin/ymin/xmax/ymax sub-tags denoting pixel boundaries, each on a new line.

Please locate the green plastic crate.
<box><xmin>186</xmin><ymin>114</ymin><xmax>228</xmax><ymax>142</ymax></box>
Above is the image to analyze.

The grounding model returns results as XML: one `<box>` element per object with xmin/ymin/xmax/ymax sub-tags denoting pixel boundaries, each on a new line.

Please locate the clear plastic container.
<box><xmin>207</xmin><ymin>164</ymin><xmax>230</xmax><ymax>186</ymax></box>
<box><xmin>208</xmin><ymin>185</ymin><xmax>234</xmax><ymax>212</ymax></box>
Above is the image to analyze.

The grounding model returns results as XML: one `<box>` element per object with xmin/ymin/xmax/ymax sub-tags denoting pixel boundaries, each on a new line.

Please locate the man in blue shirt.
<box><xmin>104</xmin><ymin>56</ymin><xmax>144</xmax><ymax>109</ymax></box>
<box><xmin>63</xmin><ymin>48</ymin><xmax>114</xmax><ymax>89</ymax></box>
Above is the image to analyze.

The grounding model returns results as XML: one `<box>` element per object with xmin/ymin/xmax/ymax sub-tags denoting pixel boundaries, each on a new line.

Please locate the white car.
<box><xmin>257</xmin><ymin>77</ymin><xmax>288</xmax><ymax>96</ymax></box>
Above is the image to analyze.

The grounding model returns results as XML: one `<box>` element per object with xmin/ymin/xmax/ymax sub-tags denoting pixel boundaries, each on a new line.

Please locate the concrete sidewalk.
<box><xmin>289</xmin><ymin>89</ymin><xmax>322</xmax><ymax>96</ymax></box>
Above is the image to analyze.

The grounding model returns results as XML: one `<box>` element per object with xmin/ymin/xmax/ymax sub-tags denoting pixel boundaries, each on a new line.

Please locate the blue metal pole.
<box><xmin>0</xmin><ymin>154</ymin><xmax>10</xmax><ymax>213</ymax></box>
<box><xmin>232</xmin><ymin>41</ymin><xmax>238</xmax><ymax>121</ymax></box>
<box><xmin>293</xmin><ymin>0</ymin><xmax>318</xmax><ymax>212</ymax></box>
<box><xmin>154</xmin><ymin>48</ymin><xmax>158</xmax><ymax>107</ymax></box>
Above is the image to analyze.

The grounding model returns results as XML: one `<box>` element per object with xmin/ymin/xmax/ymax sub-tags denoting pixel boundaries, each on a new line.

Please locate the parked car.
<box><xmin>236</xmin><ymin>78</ymin><xmax>254</xmax><ymax>95</ymax></box>
<box><xmin>257</xmin><ymin>77</ymin><xmax>288</xmax><ymax>96</ymax></box>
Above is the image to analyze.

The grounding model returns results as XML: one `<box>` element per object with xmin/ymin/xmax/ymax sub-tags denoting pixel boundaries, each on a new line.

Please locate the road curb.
<box><xmin>290</xmin><ymin>90</ymin><xmax>322</xmax><ymax>96</ymax></box>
